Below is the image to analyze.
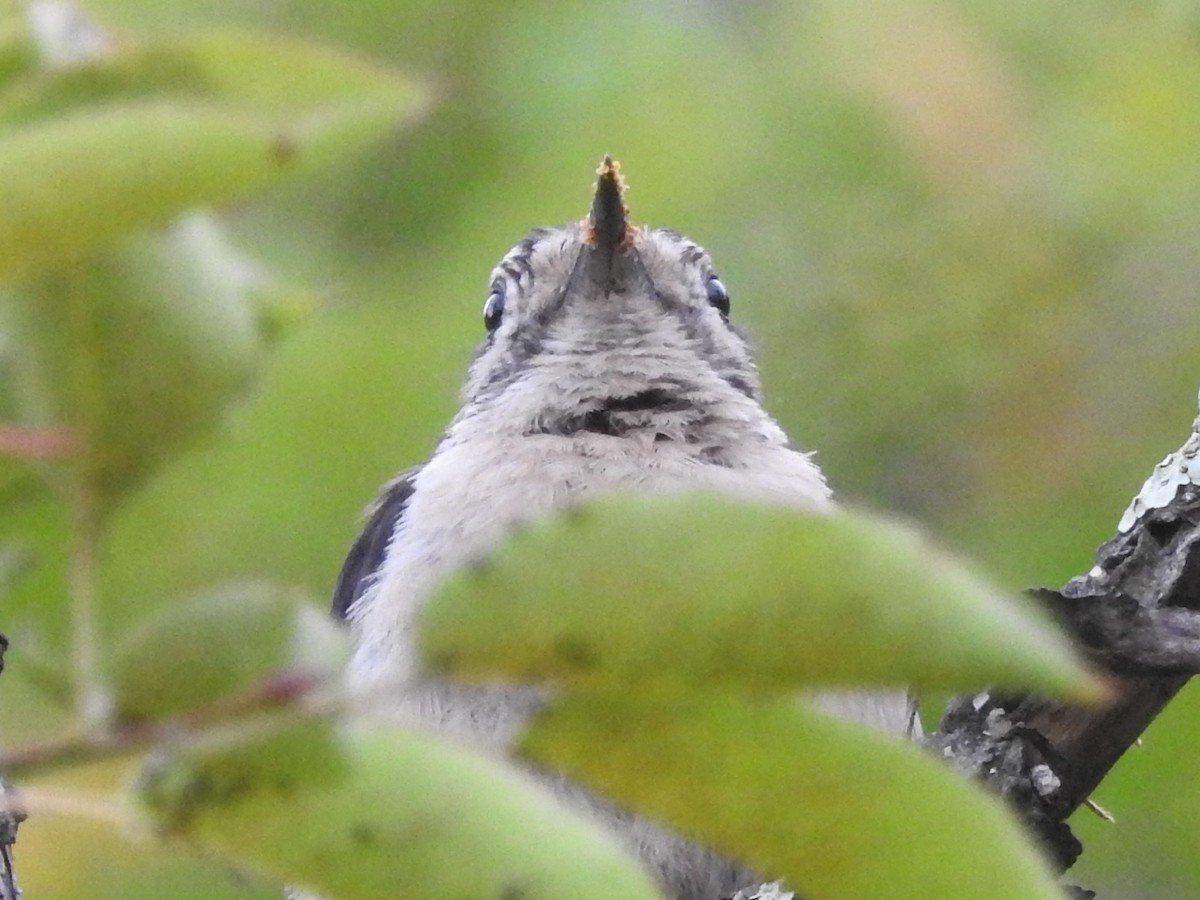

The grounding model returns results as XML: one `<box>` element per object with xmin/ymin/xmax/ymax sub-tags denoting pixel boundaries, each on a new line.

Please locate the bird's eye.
<box><xmin>483</xmin><ymin>283</ymin><xmax>506</xmax><ymax>332</ymax></box>
<box><xmin>705</xmin><ymin>275</ymin><xmax>730</xmax><ymax>317</ymax></box>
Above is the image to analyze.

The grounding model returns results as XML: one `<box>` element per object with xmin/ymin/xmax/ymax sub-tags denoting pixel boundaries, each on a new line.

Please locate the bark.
<box><xmin>926</xmin><ymin>410</ymin><xmax>1200</xmax><ymax>886</ymax></box>
<box><xmin>0</xmin><ymin>634</ymin><xmax>23</xmax><ymax>900</ymax></box>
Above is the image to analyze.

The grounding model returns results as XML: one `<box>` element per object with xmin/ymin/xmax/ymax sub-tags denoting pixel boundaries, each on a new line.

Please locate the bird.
<box><xmin>331</xmin><ymin>156</ymin><xmax>912</xmax><ymax>900</ymax></box>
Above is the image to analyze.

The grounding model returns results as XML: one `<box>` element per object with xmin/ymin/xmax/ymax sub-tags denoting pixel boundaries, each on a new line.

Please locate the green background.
<box><xmin>4</xmin><ymin>1</ymin><xmax>1199</xmax><ymax>897</ymax></box>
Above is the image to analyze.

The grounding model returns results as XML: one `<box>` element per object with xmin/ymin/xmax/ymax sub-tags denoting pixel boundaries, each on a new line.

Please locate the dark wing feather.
<box><xmin>331</xmin><ymin>467</ymin><xmax>421</xmax><ymax>620</ymax></box>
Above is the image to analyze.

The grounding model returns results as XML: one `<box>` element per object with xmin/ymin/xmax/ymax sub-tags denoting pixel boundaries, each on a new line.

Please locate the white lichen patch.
<box><xmin>1118</xmin><ymin>388</ymin><xmax>1200</xmax><ymax>533</ymax></box>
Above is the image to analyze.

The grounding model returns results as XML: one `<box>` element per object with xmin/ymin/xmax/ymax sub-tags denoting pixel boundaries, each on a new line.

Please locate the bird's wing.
<box><xmin>331</xmin><ymin>466</ymin><xmax>422</xmax><ymax>620</ymax></box>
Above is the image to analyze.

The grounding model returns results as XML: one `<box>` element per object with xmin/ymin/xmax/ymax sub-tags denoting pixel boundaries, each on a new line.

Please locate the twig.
<box><xmin>0</xmin><ymin>785</ymin><xmax>119</xmax><ymax>827</ymax></box>
<box><xmin>0</xmin><ymin>424</ymin><xmax>76</xmax><ymax>460</ymax></box>
<box><xmin>0</xmin><ymin>671</ymin><xmax>320</xmax><ymax>780</ymax></box>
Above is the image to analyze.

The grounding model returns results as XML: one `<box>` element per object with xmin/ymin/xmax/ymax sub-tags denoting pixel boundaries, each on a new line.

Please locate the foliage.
<box><xmin>423</xmin><ymin>494</ymin><xmax>1097</xmax><ymax>698</ymax></box>
<box><xmin>1</xmin><ymin>2</ymin><xmax>1197</xmax><ymax>898</ymax></box>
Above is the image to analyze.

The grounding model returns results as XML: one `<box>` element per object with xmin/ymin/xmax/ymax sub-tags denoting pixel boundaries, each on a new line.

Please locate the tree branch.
<box><xmin>0</xmin><ymin>634</ymin><xmax>24</xmax><ymax>900</ymax></box>
<box><xmin>926</xmin><ymin>401</ymin><xmax>1200</xmax><ymax>881</ymax></box>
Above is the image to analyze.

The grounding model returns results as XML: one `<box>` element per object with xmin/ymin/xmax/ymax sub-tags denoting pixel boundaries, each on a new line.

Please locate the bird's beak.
<box><xmin>587</xmin><ymin>155</ymin><xmax>631</xmax><ymax>255</ymax></box>
<box><xmin>578</xmin><ymin>155</ymin><xmax>643</xmax><ymax>292</ymax></box>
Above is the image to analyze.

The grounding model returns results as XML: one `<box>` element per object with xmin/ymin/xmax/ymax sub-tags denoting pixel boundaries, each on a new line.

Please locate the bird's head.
<box><xmin>459</xmin><ymin>157</ymin><xmax>764</xmax><ymax>439</ymax></box>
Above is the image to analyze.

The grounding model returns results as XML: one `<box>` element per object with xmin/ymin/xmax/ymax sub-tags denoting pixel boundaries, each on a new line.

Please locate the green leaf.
<box><xmin>0</xmin><ymin>215</ymin><xmax>266</xmax><ymax>501</ymax></box>
<box><xmin>422</xmin><ymin>494</ymin><xmax>1102</xmax><ymax>699</ymax></box>
<box><xmin>0</xmin><ymin>10</ymin><xmax>37</xmax><ymax>89</ymax></box>
<box><xmin>18</xmin><ymin>779</ymin><xmax>278</xmax><ymax>899</ymax></box>
<box><xmin>0</xmin><ymin>27</ymin><xmax>429</xmax><ymax>279</ymax></box>
<box><xmin>134</xmin><ymin>718</ymin><xmax>664</xmax><ymax>900</ymax></box>
<box><xmin>524</xmin><ymin>689</ymin><xmax>1063</xmax><ymax>900</ymax></box>
<box><xmin>109</xmin><ymin>581</ymin><xmax>343</xmax><ymax>721</ymax></box>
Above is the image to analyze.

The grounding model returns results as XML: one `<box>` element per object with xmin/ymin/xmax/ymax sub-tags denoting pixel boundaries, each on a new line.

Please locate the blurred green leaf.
<box><xmin>20</xmin><ymin>786</ymin><xmax>274</xmax><ymax>899</ymax></box>
<box><xmin>5</xmin><ymin>629</ymin><xmax>73</xmax><ymax>711</ymax></box>
<box><xmin>524</xmin><ymin>688</ymin><xmax>1062</xmax><ymax>900</ymax></box>
<box><xmin>0</xmin><ymin>214</ymin><xmax>266</xmax><ymax>503</ymax></box>
<box><xmin>134</xmin><ymin>717</ymin><xmax>664</xmax><ymax>900</ymax></box>
<box><xmin>0</xmin><ymin>9</ymin><xmax>37</xmax><ymax>87</ymax></box>
<box><xmin>423</xmin><ymin>494</ymin><xmax>1101</xmax><ymax>699</ymax></box>
<box><xmin>0</xmin><ymin>489</ymin><xmax>69</xmax><ymax>647</ymax></box>
<box><xmin>93</xmin><ymin>295</ymin><xmax>455</xmax><ymax>624</ymax></box>
<box><xmin>15</xmin><ymin>754</ymin><xmax>273</xmax><ymax>899</ymax></box>
<box><xmin>0</xmin><ymin>27</ymin><xmax>429</xmax><ymax>279</ymax></box>
<box><xmin>109</xmin><ymin>580</ymin><xmax>343</xmax><ymax>721</ymax></box>
<box><xmin>0</xmin><ymin>540</ymin><xmax>31</xmax><ymax>593</ymax></box>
